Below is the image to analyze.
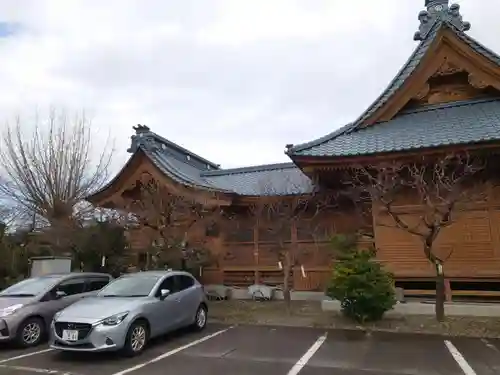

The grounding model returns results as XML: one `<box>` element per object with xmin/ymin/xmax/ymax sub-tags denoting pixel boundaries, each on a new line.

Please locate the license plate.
<box><xmin>62</xmin><ymin>330</ymin><xmax>79</xmax><ymax>341</ymax></box>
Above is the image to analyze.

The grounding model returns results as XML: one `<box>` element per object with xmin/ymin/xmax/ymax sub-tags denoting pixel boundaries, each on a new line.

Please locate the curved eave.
<box><xmin>288</xmin><ymin>20</ymin><xmax>500</xmax><ymax>157</ymax></box>
<box><xmin>86</xmin><ymin>147</ymin><xmax>236</xmax><ymax>207</ymax></box>
<box><xmin>285</xmin><ymin>123</ymin><xmax>354</xmax><ymax>157</ymax></box>
<box><xmin>86</xmin><ymin>149</ymin><xmax>143</xmax><ymax>204</ymax></box>
<box><xmin>143</xmin><ymin>147</ymin><xmax>232</xmax><ymax>195</ymax></box>
<box><xmin>291</xmin><ymin>140</ymin><xmax>500</xmax><ymax>170</ymax></box>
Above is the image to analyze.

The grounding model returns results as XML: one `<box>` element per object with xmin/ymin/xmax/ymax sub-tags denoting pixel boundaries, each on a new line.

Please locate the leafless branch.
<box><xmin>346</xmin><ymin>153</ymin><xmax>485</xmax><ymax>263</ymax></box>
<box><xmin>246</xmin><ymin>176</ymin><xmax>316</xmax><ymax>309</ymax></box>
<box><xmin>122</xmin><ymin>174</ymin><xmax>224</xmax><ymax>268</ymax></box>
<box><xmin>0</xmin><ymin>109</ymin><xmax>114</xmax><ymax>226</ymax></box>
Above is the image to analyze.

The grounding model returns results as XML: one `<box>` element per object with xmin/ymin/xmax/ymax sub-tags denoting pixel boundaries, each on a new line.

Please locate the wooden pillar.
<box><xmin>370</xmin><ymin>201</ymin><xmax>380</xmax><ymax>260</ymax></box>
<box><xmin>291</xmin><ymin>220</ymin><xmax>298</xmax><ymax>290</ymax></box>
<box><xmin>444</xmin><ymin>279</ymin><xmax>452</xmax><ymax>302</ymax></box>
<box><xmin>254</xmin><ymin>224</ymin><xmax>260</xmax><ymax>284</ymax></box>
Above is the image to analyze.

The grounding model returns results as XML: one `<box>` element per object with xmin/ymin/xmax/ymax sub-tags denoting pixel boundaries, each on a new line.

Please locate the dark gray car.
<box><xmin>0</xmin><ymin>272</ymin><xmax>112</xmax><ymax>348</ymax></box>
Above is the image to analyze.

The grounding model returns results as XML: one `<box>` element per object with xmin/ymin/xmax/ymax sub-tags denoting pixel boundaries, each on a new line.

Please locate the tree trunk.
<box><xmin>283</xmin><ymin>252</ymin><xmax>292</xmax><ymax>315</ymax></box>
<box><xmin>434</xmin><ymin>260</ymin><xmax>445</xmax><ymax>322</ymax></box>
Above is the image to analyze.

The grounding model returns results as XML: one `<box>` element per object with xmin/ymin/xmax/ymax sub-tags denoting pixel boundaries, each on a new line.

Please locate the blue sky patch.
<box><xmin>0</xmin><ymin>22</ymin><xmax>19</xmax><ymax>38</ymax></box>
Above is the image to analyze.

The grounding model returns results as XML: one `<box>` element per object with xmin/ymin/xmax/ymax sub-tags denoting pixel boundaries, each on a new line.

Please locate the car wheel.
<box><xmin>192</xmin><ymin>305</ymin><xmax>207</xmax><ymax>331</ymax></box>
<box><xmin>122</xmin><ymin>320</ymin><xmax>149</xmax><ymax>357</ymax></box>
<box><xmin>16</xmin><ymin>317</ymin><xmax>45</xmax><ymax>348</ymax></box>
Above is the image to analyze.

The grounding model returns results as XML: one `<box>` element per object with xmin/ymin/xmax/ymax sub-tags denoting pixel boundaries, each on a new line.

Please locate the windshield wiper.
<box><xmin>120</xmin><ymin>294</ymin><xmax>147</xmax><ymax>297</ymax></box>
<box><xmin>100</xmin><ymin>294</ymin><xmax>119</xmax><ymax>297</ymax></box>
<box><xmin>0</xmin><ymin>293</ymin><xmax>35</xmax><ymax>297</ymax></box>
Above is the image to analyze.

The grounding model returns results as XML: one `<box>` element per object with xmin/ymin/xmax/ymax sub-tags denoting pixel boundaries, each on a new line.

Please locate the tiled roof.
<box><xmin>202</xmin><ymin>163</ymin><xmax>313</xmax><ymax>196</ymax></box>
<box><xmin>142</xmin><ymin>138</ymin><xmax>313</xmax><ymax>195</ymax></box>
<box><xmin>453</xmin><ymin>26</ymin><xmax>500</xmax><ymax>66</ymax></box>
<box><xmin>91</xmin><ymin>129</ymin><xmax>313</xmax><ymax>198</ymax></box>
<box><xmin>289</xmin><ymin>98</ymin><xmax>500</xmax><ymax>157</ymax></box>
<box><xmin>288</xmin><ymin>7</ymin><xmax>500</xmax><ymax>158</ymax></box>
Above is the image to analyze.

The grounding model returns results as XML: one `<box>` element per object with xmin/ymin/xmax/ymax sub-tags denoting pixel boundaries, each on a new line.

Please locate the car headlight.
<box><xmin>100</xmin><ymin>312</ymin><xmax>129</xmax><ymax>326</ymax></box>
<box><xmin>52</xmin><ymin>311</ymin><xmax>63</xmax><ymax>322</ymax></box>
<box><xmin>0</xmin><ymin>304</ymin><xmax>23</xmax><ymax>318</ymax></box>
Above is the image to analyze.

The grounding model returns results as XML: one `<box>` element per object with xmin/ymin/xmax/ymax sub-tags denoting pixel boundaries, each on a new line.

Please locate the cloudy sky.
<box><xmin>0</xmin><ymin>0</ymin><xmax>498</xmax><ymax>173</ymax></box>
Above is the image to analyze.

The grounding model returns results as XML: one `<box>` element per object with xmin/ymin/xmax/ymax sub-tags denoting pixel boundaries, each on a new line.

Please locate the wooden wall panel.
<box><xmin>489</xmin><ymin>210</ymin><xmax>500</xmax><ymax>257</ymax></box>
<box><xmin>126</xmin><ymin>227</ymin><xmax>156</xmax><ymax>250</ymax></box>
<box><xmin>293</xmin><ymin>268</ymin><xmax>330</xmax><ymax>291</ymax></box>
<box><xmin>296</xmin><ymin>243</ymin><xmax>333</xmax><ymax>267</ymax></box>
<box><xmin>221</xmin><ymin>244</ymin><xmax>255</xmax><ymax>267</ymax></box>
<box><xmin>256</xmin><ymin>245</ymin><xmax>281</xmax><ymax>267</ymax></box>
<box><xmin>295</xmin><ymin>243</ymin><xmax>318</xmax><ymax>267</ymax></box>
<box><xmin>374</xmin><ymin>205</ymin><xmax>500</xmax><ymax>278</ymax></box>
<box><xmin>121</xmin><ymin>184</ymin><xmax>500</xmax><ymax>291</ymax></box>
<box><xmin>200</xmin><ymin>269</ymin><xmax>223</xmax><ymax>284</ymax></box>
<box><xmin>223</xmin><ymin>270</ymin><xmax>255</xmax><ymax>287</ymax></box>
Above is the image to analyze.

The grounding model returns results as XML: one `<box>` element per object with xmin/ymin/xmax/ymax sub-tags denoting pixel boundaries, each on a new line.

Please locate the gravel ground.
<box><xmin>208</xmin><ymin>300</ymin><xmax>500</xmax><ymax>338</ymax></box>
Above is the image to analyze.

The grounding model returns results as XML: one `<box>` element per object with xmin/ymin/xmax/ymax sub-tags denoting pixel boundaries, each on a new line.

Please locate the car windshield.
<box><xmin>97</xmin><ymin>275</ymin><xmax>160</xmax><ymax>297</ymax></box>
<box><xmin>0</xmin><ymin>276</ymin><xmax>62</xmax><ymax>297</ymax></box>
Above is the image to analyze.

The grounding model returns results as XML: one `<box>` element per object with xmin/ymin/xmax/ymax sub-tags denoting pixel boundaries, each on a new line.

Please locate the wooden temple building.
<box><xmin>88</xmin><ymin>0</ymin><xmax>500</xmax><ymax>299</ymax></box>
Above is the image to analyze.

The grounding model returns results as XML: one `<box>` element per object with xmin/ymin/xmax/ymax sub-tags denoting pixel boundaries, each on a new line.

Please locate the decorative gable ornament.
<box><xmin>434</xmin><ymin>59</ymin><xmax>464</xmax><ymax>77</ymax></box>
<box><xmin>414</xmin><ymin>1</ymin><xmax>470</xmax><ymax>41</ymax></box>
<box><xmin>127</xmin><ymin>124</ymin><xmax>160</xmax><ymax>153</ymax></box>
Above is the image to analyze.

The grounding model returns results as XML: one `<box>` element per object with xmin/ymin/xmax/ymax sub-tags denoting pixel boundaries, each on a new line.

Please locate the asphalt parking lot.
<box><xmin>0</xmin><ymin>324</ymin><xmax>499</xmax><ymax>375</ymax></box>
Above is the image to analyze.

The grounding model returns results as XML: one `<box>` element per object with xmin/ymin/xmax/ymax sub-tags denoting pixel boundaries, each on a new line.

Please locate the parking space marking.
<box><xmin>0</xmin><ymin>348</ymin><xmax>53</xmax><ymax>365</ymax></box>
<box><xmin>0</xmin><ymin>364</ymin><xmax>79</xmax><ymax>374</ymax></box>
<box><xmin>110</xmin><ymin>326</ymin><xmax>234</xmax><ymax>375</ymax></box>
<box><xmin>444</xmin><ymin>340</ymin><xmax>477</xmax><ymax>375</ymax></box>
<box><xmin>287</xmin><ymin>332</ymin><xmax>327</xmax><ymax>375</ymax></box>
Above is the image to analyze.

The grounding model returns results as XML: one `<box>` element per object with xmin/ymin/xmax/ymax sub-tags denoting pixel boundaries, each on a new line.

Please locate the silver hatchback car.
<box><xmin>49</xmin><ymin>270</ymin><xmax>208</xmax><ymax>357</ymax></box>
<box><xmin>0</xmin><ymin>273</ymin><xmax>112</xmax><ymax>348</ymax></box>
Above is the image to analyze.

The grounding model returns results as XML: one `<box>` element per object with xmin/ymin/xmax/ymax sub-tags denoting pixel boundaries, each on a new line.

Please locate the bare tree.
<box><xmin>126</xmin><ymin>175</ymin><xmax>224</xmax><ymax>271</ymax></box>
<box><xmin>250</xmin><ymin>177</ymin><xmax>314</xmax><ymax>313</ymax></box>
<box><xmin>347</xmin><ymin>152</ymin><xmax>486</xmax><ymax>321</ymax></box>
<box><xmin>313</xmin><ymin>186</ymin><xmax>374</xmax><ymax>241</ymax></box>
<box><xmin>0</xmin><ymin>109</ymin><xmax>114</xmax><ymax>229</ymax></box>
<box><xmin>0</xmin><ymin>205</ymin><xmax>12</xmax><ymax>226</ymax></box>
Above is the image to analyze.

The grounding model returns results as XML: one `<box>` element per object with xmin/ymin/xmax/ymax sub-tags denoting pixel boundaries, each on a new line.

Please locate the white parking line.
<box><xmin>286</xmin><ymin>332</ymin><xmax>328</xmax><ymax>375</ymax></box>
<box><xmin>444</xmin><ymin>340</ymin><xmax>477</xmax><ymax>375</ymax></box>
<box><xmin>0</xmin><ymin>364</ymin><xmax>79</xmax><ymax>374</ymax></box>
<box><xmin>0</xmin><ymin>348</ymin><xmax>53</xmax><ymax>364</ymax></box>
<box><xmin>110</xmin><ymin>326</ymin><xmax>234</xmax><ymax>375</ymax></box>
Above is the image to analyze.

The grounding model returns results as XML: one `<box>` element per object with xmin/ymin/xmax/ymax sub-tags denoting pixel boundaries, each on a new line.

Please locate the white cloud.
<box><xmin>0</xmin><ymin>0</ymin><xmax>498</xmax><ymax>173</ymax></box>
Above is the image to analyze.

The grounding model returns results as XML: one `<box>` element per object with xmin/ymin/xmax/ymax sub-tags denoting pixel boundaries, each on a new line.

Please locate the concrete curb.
<box><xmin>206</xmin><ymin>318</ymin><xmax>500</xmax><ymax>339</ymax></box>
<box><xmin>322</xmin><ymin>300</ymin><xmax>500</xmax><ymax>317</ymax></box>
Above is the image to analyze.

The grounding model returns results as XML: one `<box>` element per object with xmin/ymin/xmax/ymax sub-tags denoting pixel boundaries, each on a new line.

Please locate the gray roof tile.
<box><xmin>91</xmin><ymin>131</ymin><xmax>313</xmax><ymax>198</ymax></box>
<box><xmin>202</xmin><ymin>163</ymin><xmax>313</xmax><ymax>196</ymax></box>
<box><xmin>290</xmin><ymin>98</ymin><xmax>500</xmax><ymax>157</ymax></box>
<box><xmin>145</xmin><ymin>145</ymin><xmax>312</xmax><ymax>195</ymax></box>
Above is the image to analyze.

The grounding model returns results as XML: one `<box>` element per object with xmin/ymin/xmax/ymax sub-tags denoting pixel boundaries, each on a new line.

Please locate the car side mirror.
<box><xmin>159</xmin><ymin>289</ymin><xmax>170</xmax><ymax>299</ymax></box>
<box><xmin>55</xmin><ymin>290</ymin><xmax>67</xmax><ymax>299</ymax></box>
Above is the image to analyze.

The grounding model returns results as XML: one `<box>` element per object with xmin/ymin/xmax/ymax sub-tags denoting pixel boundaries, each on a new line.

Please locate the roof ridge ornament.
<box><xmin>133</xmin><ymin>124</ymin><xmax>150</xmax><ymax>134</ymax></box>
<box><xmin>128</xmin><ymin>124</ymin><xmax>157</xmax><ymax>153</ymax></box>
<box><xmin>414</xmin><ymin>0</ymin><xmax>471</xmax><ymax>41</ymax></box>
